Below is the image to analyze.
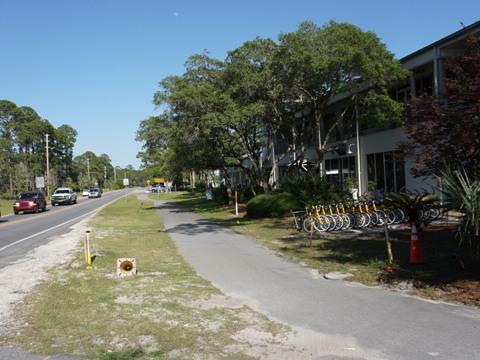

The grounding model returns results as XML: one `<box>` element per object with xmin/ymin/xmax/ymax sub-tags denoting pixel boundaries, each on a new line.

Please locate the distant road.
<box><xmin>0</xmin><ymin>189</ymin><xmax>133</xmax><ymax>269</ymax></box>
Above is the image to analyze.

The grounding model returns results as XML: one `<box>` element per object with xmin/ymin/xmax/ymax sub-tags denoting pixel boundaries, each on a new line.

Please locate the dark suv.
<box><xmin>13</xmin><ymin>191</ymin><xmax>47</xmax><ymax>214</ymax></box>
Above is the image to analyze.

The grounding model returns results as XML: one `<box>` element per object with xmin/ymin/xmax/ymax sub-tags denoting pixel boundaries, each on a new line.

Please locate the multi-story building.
<box><xmin>266</xmin><ymin>20</ymin><xmax>480</xmax><ymax>196</ymax></box>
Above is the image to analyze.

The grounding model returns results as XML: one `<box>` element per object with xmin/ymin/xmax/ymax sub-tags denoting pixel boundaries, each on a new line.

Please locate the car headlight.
<box><xmin>29</xmin><ymin>201</ymin><xmax>35</xmax><ymax>206</ymax></box>
<box><xmin>15</xmin><ymin>202</ymin><xmax>20</xmax><ymax>206</ymax></box>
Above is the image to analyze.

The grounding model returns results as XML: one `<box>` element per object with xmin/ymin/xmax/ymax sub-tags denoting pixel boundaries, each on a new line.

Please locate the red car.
<box><xmin>13</xmin><ymin>191</ymin><xmax>47</xmax><ymax>214</ymax></box>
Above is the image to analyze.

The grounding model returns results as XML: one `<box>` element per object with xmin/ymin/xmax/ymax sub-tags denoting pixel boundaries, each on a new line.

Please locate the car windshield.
<box><xmin>19</xmin><ymin>193</ymin><xmax>38</xmax><ymax>199</ymax></box>
<box><xmin>55</xmin><ymin>190</ymin><xmax>69</xmax><ymax>194</ymax></box>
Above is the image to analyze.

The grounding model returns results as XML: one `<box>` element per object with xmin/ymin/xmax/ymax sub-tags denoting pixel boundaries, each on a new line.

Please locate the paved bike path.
<box><xmin>152</xmin><ymin>197</ymin><xmax>480</xmax><ymax>360</ymax></box>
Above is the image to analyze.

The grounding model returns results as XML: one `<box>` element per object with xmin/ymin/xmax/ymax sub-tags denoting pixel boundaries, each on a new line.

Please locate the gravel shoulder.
<box><xmin>0</xmin><ymin>219</ymin><xmax>90</xmax><ymax>359</ymax></box>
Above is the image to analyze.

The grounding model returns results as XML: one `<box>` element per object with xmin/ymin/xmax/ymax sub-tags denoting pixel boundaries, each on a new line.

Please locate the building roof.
<box><xmin>401</xmin><ymin>20</ymin><xmax>480</xmax><ymax>62</ymax></box>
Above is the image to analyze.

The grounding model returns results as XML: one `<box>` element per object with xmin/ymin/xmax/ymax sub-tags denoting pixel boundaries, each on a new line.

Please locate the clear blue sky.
<box><xmin>1</xmin><ymin>0</ymin><xmax>479</xmax><ymax>169</ymax></box>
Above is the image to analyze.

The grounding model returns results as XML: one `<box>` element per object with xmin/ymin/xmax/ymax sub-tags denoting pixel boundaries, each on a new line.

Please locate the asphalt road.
<box><xmin>151</xmin><ymin>196</ymin><xmax>480</xmax><ymax>360</ymax></box>
<box><xmin>0</xmin><ymin>189</ymin><xmax>132</xmax><ymax>268</ymax></box>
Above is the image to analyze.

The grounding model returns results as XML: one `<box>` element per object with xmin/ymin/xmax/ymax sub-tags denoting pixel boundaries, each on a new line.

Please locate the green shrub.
<box><xmin>211</xmin><ymin>185</ymin><xmax>254</xmax><ymax>205</ymax></box>
<box><xmin>440</xmin><ymin>168</ymin><xmax>480</xmax><ymax>257</ymax></box>
<box><xmin>212</xmin><ymin>185</ymin><xmax>228</xmax><ymax>205</ymax></box>
<box><xmin>277</xmin><ymin>173</ymin><xmax>343</xmax><ymax>204</ymax></box>
<box><xmin>246</xmin><ymin>193</ymin><xmax>301</xmax><ymax>218</ymax></box>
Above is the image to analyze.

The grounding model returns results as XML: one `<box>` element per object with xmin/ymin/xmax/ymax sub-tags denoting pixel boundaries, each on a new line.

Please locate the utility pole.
<box><xmin>45</xmin><ymin>134</ymin><xmax>50</xmax><ymax>197</ymax></box>
<box><xmin>87</xmin><ymin>158</ymin><xmax>90</xmax><ymax>184</ymax></box>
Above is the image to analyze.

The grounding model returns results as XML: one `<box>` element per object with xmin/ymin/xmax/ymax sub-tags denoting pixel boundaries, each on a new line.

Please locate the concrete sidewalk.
<box><xmin>150</xmin><ymin>196</ymin><xmax>480</xmax><ymax>360</ymax></box>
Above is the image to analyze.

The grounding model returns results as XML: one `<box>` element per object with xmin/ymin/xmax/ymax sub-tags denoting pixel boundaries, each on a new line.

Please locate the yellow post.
<box><xmin>85</xmin><ymin>230</ymin><xmax>92</xmax><ymax>266</ymax></box>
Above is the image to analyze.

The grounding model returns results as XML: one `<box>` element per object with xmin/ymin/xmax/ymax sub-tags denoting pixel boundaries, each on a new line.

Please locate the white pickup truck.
<box><xmin>51</xmin><ymin>187</ymin><xmax>77</xmax><ymax>206</ymax></box>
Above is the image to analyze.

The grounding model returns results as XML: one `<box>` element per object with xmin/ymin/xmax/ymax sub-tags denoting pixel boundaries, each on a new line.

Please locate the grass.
<box><xmin>0</xmin><ymin>198</ymin><xmax>14</xmax><ymax>216</ymax></box>
<box><xmin>155</xmin><ymin>191</ymin><xmax>479</xmax><ymax>303</ymax></box>
<box><xmin>1</xmin><ymin>190</ymin><xmax>478</xmax><ymax>358</ymax></box>
<box><xmin>0</xmin><ymin>196</ymin><xmax>288</xmax><ymax>359</ymax></box>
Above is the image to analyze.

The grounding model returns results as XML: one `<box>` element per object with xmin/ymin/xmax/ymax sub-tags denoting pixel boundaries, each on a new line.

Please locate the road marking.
<box><xmin>0</xmin><ymin>193</ymin><xmax>110</xmax><ymax>227</ymax></box>
<box><xmin>0</xmin><ymin>197</ymin><xmax>119</xmax><ymax>253</ymax></box>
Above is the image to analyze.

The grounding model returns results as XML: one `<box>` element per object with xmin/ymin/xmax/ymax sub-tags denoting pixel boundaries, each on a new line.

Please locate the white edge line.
<box><xmin>0</xmin><ymin>197</ymin><xmax>119</xmax><ymax>253</ymax></box>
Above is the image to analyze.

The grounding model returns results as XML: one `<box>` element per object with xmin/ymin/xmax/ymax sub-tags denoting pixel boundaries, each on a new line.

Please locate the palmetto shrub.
<box><xmin>384</xmin><ymin>191</ymin><xmax>439</xmax><ymax>227</ymax></box>
<box><xmin>276</xmin><ymin>174</ymin><xmax>342</xmax><ymax>204</ymax></box>
<box><xmin>440</xmin><ymin>168</ymin><xmax>480</xmax><ymax>257</ymax></box>
<box><xmin>246</xmin><ymin>193</ymin><xmax>301</xmax><ymax>218</ymax></box>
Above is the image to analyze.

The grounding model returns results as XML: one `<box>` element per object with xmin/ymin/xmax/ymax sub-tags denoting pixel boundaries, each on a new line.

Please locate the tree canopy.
<box><xmin>0</xmin><ymin>100</ymin><xmax>77</xmax><ymax>195</ymax></box>
<box><xmin>0</xmin><ymin>99</ymin><xmax>141</xmax><ymax>196</ymax></box>
<box><xmin>139</xmin><ymin>20</ymin><xmax>407</xmax><ymax>194</ymax></box>
<box><xmin>401</xmin><ymin>34</ymin><xmax>480</xmax><ymax>177</ymax></box>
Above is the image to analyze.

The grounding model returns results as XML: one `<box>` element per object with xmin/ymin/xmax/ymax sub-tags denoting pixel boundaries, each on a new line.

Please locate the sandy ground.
<box><xmin>0</xmin><ymin>219</ymin><xmax>89</xmax><ymax>331</ymax></box>
<box><xmin>0</xmin><ymin>214</ymin><xmax>379</xmax><ymax>359</ymax></box>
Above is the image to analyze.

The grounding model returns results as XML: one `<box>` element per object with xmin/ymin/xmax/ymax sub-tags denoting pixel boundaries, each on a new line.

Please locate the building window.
<box><xmin>324</xmin><ymin>113</ymin><xmax>340</xmax><ymax>141</ymax></box>
<box><xmin>395</xmin><ymin>86</ymin><xmax>411</xmax><ymax>103</ymax></box>
<box><xmin>367</xmin><ymin>151</ymin><xmax>405</xmax><ymax>192</ymax></box>
<box><xmin>415</xmin><ymin>75</ymin><xmax>433</xmax><ymax>96</ymax></box>
<box><xmin>325</xmin><ymin>156</ymin><xmax>355</xmax><ymax>187</ymax></box>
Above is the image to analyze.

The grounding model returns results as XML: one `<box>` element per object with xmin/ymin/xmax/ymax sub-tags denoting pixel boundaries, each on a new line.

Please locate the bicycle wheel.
<box><xmin>393</xmin><ymin>208</ymin><xmax>405</xmax><ymax>224</ymax></box>
<box><xmin>429</xmin><ymin>207</ymin><xmax>441</xmax><ymax>220</ymax></box>
<box><xmin>361</xmin><ymin>211</ymin><xmax>372</xmax><ymax>227</ymax></box>
<box><xmin>383</xmin><ymin>208</ymin><xmax>396</xmax><ymax>224</ymax></box>
<box><xmin>291</xmin><ymin>211</ymin><xmax>305</xmax><ymax>231</ymax></box>
<box><xmin>331</xmin><ymin>214</ymin><xmax>344</xmax><ymax>231</ymax></box>
<box><xmin>353</xmin><ymin>211</ymin><xmax>367</xmax><ymax>228</ymax></box>
<box><xmin>316</xmin><ymin>215</ymin><xmax>331</xmax><ymax>232</ymax></box>
<box><xmin>369</xmin><ymin>211</ymin><xmax>379</xmax><ymax>226</ymax></box>
<box><xmin>375</xmin><ymin>210</ymin><xmax>387</xmax><ymax>226</ymax></box>
<box><xmin>340</xmin><ymin>213</ymin><xmax>352</xmax><ymax>229</ymax></box>
<box><xmin>303</xmin><ymin>215</ymin><xmax>318</xmax><ymax>233</ymax></box>
<box><xmin>326</xmin><ymin>214</ymin><xmax>336</xmax><ymax>231</ymax></box>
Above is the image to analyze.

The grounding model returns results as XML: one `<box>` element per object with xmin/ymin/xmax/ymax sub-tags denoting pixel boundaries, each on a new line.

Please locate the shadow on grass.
<box><xmin>279</xmin><ymin>223</ymin><xmax>479</xmax><ymax>288</ymax></box>
<box><xmin>139</xmin><ymin>192</ymin><xmax>479</xmax><ymax>296</ymax></box>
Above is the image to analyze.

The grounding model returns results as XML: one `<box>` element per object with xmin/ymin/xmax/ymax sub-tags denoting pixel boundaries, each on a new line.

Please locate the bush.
<box><xmin>212</xmin><ymin>185</ymin><xmax>228</xmax><ymax>205</ymax></box>
<box><xmin>277</xmin><ymin>173</ymin><xmax>344</xmax><ymax>204</ymax></box>
<box><xmin>211</xmin><ymin>185</ymin><xmax>254</xmax><ymax>205</ymax></box>
<box><xmin>246</xmin><ymin>193</ymin><xmax>301</xmax><ymax>218</ymax></box>
<box><xmin>440</xmin><ymin>168</ymin><xmax>480</xmax><ymax>257</ymax></box>
<box><xmin>1</xmin><ymin>192</ymin><xmax>16</xmax><ymax>200</ymax></box>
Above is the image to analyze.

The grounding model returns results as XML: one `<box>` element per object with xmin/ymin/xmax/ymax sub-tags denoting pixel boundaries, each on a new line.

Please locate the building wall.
<box><xmin>232</xmin><ymin>21</ymin><xmax>480</xmax><ymax>194</ymax></box>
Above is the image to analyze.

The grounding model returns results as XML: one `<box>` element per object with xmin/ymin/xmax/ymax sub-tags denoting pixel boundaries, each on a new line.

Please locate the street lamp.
<box><xmin>347</xmin><ymin>140</ymin><xmax>362</xmax><ymax>198</ymax></box>
<box><xmin>347</xmin><ymin>143</ymin><xmax>356</xmax><ymax>154</ymax></box>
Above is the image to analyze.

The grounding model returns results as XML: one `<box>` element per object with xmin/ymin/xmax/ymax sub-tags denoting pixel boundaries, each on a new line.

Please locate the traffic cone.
<box><xmin>409</xmin><ymin>221</ymin><xmax>424</xmax><ymax>264</ymax></box>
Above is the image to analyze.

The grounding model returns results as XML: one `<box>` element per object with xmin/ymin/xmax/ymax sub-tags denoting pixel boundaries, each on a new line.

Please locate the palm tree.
<box><xmin>384</xmin><ymin>191</ymin><xmax>440</xmax><ymax>227</ymax></box>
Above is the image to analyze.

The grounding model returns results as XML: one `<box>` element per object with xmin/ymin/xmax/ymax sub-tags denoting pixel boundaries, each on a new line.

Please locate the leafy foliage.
<box><xmin>384</xmin><ymin>191</ymin><xmax>439</xmax><ymax>226</ymax></box>
<box><xmin>141</xmin><ymin>20</ymin><xmax>407</xmax><ymax>195</ymax></box>
<box><xmin>277</xmin><ymin>20</ymin><xmax>408</xmax><ymax>171</ymax></box>
<box><xmin>276</xmin><ymin>174</ymin><xmax>343</xmax><ymax>204</ymax></box>
<box><xmin>440</xmin><ymin>168</ymin><xmax>480</xmax><ymax>256</ymax></box>
<box><xmin>401</xmin><ymin>34</ymin><xmax>480</xmax><ymax>177</ymax></box>
<box><xmin>246</xmin><ymin>193</ymin><xmax>301</xmax><ymax>218</ymax></box>
<box><xmin>0</xmin><ymin>100</ymin><xmax>78</xmax><ymax>195</ymax></box>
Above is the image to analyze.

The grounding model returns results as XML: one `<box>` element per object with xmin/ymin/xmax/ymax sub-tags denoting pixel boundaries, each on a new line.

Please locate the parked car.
<box><xmin>88</xmin><ymin>188</ymin><xmax>102</xmax><ymax>198</ymax></box>
<box><xmin>51</xmin><ymin>187</ymin><xmax>77</xmax><ymax>206</ymax></box>
<box><xmin>151</xmin><ymin>185</ymin><xmax>166</xmax><ymax>193</ymax></box>
<box><xmin>13</xmin><ymin>191</ymin><xmax>47</xmax><ymax>214</ymax></box>
<box><xmin>81</xmin><ymin>189</ymin><xmax>90</xmax><ymax>197</ymax></box>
